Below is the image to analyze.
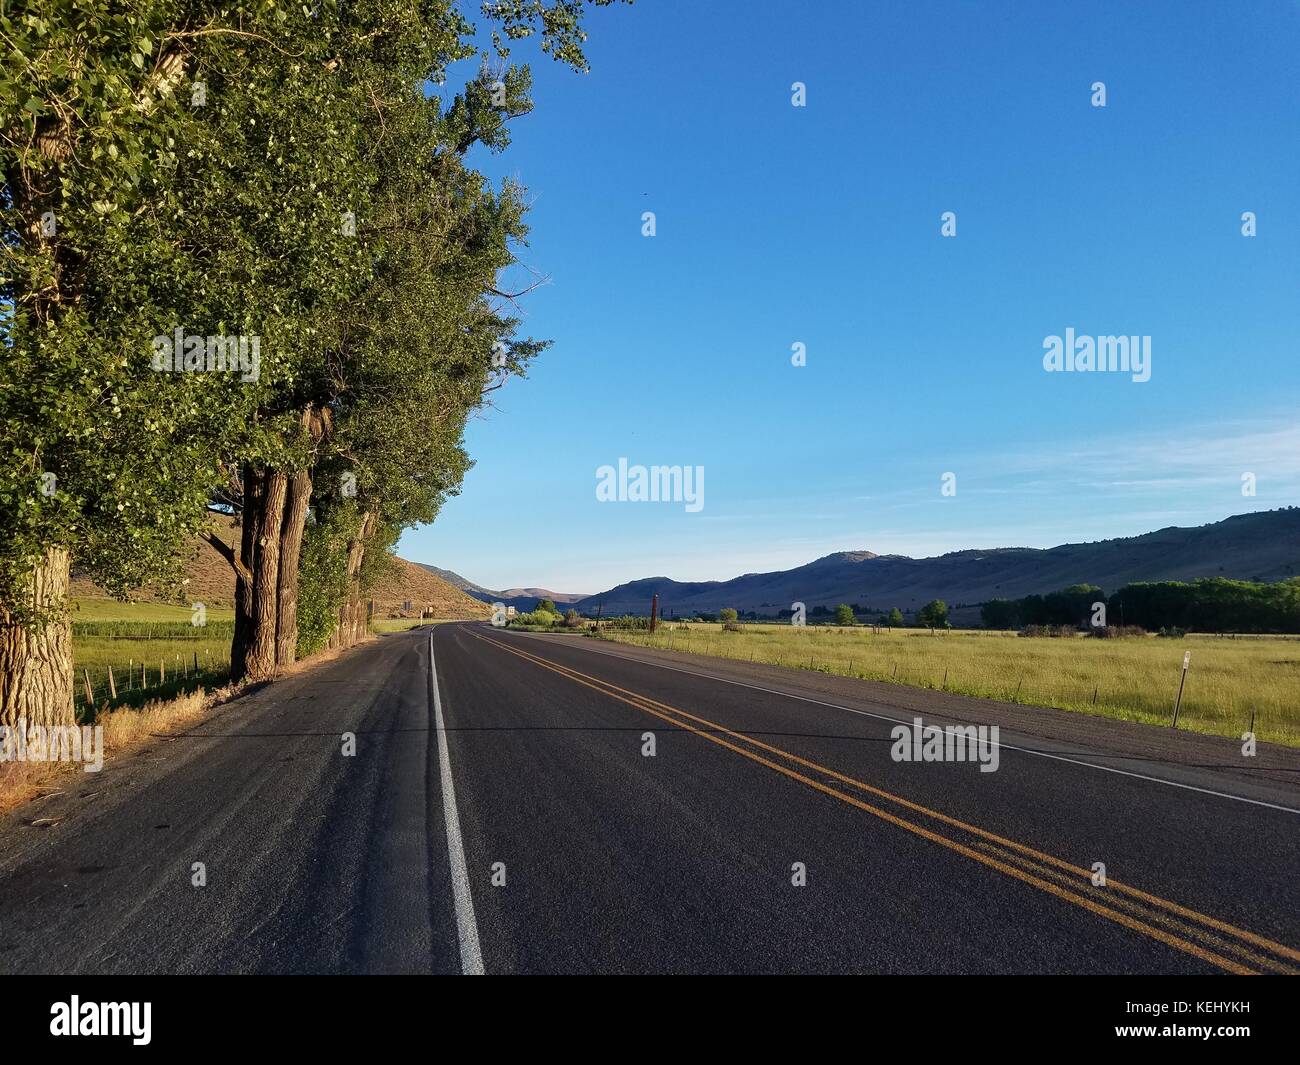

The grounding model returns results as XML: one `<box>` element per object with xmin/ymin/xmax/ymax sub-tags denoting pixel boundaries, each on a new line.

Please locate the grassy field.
<box><xmin>71</xmin><ymin>599</ymin><xmax>235</xmax><ymax>623</ymax></box>
<box><xmin>598</xmin><ymin>622</ymin><xmax>1300</xmax><ymax>747</ymax></box>
<box><xmin>73</xmin><ymin>633</ymin><xmax>231</xmax><ymax>720</ymax></box>
<box><xmin>64</xmin><ymin>599</ymin><xmax>229</xmax><ymax>719</ymax></box>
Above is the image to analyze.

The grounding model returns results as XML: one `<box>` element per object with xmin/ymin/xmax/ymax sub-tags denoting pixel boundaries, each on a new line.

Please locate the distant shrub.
<box><xmin>719</xmin><ymin>607</ymin><xmax>738</xmax><ymax>623</ymax></box>
<box><xmin>1157</xmin><ymin>626</ymin><xmax>1187</xmax><ymax>639</ymax></box>
<box><xmin>564</xmin><ymin>608</ymin><xmax>582</xmax><ymax>628</ymax></box>
<box><xmin>605</xmin><ymin>614</ymin><xmax>651</xmax><ymax>631</ymax></box>
<box><xmin>512</xmin><ymin>609</ymin><xmax>557</xmax><ymax>628</ymax></box>
<box><xmin>1018</xmin><ymin>624</ymin><xmax>1077</xmax><ymax>638</ymax></box>
<box><xmin>722</xmin><ymin>621</ymin><xmax>742</xmax><ymax>632</ymax></box>
<box><xmin>1087</xmin><ymin>624</ymin><xmax>1146</xmax><ymax>639</ymax></box>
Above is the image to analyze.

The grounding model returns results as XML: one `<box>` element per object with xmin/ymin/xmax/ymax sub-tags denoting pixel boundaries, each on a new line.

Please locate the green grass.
<box><xmin>73</xmin><ymin>633</ymin><xmax>231</xmax><ymax>721</ymax></box>
<box><xmin>71</xmin><ymin>598</ymin><xmax>235</xmax><ymax>623</ymax></box>
<box><xmin>68</xmin><ymin>599</ymin><xmax>235</xmax><ymax>654</ymax></box>
<box><xmin>597</xmin><ymin>622</ymin><xmax>1300</xmax><ymax>747</ymax></box>
<box><xmin>73</xmin><ymin>619</ymin><xmax>236</xmax><ymax>638</ymax></box>
<box><xmin>61</xmin><ymin>599</ymin><xmax>234</xmax><ymax>718</ymax></box>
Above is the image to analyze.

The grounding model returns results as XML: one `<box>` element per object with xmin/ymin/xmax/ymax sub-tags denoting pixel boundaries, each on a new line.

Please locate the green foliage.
<box><xmin>994</xmin><ymin>578</ymin><xmax>1299</xmax><ymax>634</ymax></box>
<box><xmin>834</xmin><ymin>603</ymin><xmax>855</xmax><ymax>626</ymax></box>
<box><xmin>887</xmin><ymin>608</ymin><xmax>905</xmax><ymax>628</ymax></box>
<box><xmin>484</xmin><ymin>0</ymin><xmax>634</xmax><ymax>72</ymax></box>
<box><xmin>0</xmin><ymin>0</ymin><xmax>271</xmax><ymax>615</ymax></box>
<box><xmin>1109</xmin><ymin>577</ymin><xmax>1300</xmax><ymax>634</ymax></box>
<box><xmin>917</xmin><ymin>599</ymin><xmax>949</xmax><ymax>628</ymax></box>
<box><xmin>2</xmin><ymin>0</ymin><xmax>624</xmax><ymax>668</ymax></box>
<box><xmin>512</xmin><ymin>607</ymin><xmax>559</xmax><ymax>628</ymax></box>
<box><xmin>602</xmin><ymin>614</ymin><xmax>650</xmax><ymax>631</ymax></box>
<box><xmin>719</xmin><ymin>607</ymin><xmax>738</xmax><ymax>622</ymax></box>
<box><xmin>296</xmin><ymin>508</ymin><xmax>355</xmax><ymax>657</ymax></box>
<box><xmin>980</xmin><ymin>598</ymin><xmax>1019</xmax><ymax>629</ymax></box>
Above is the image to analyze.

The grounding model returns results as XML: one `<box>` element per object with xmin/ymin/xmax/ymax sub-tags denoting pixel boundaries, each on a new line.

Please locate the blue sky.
<box><xmin>399</xmin><ymin>0</ymin><xmax>1300</xmax><ymax>594</ymax></box>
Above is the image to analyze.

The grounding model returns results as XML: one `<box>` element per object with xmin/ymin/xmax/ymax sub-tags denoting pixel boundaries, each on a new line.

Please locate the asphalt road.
<box><xmin>1</xmin><ymin>622</ymin><xmax>1297</xmax><ymax>975</ymax></box>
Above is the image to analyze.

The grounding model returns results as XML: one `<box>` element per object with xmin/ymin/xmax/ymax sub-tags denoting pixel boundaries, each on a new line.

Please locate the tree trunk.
<box><xmin>334</xmin><ymin>511</ymin><xmax>375</xmax><ymax>648</ymax></box>
<box><xmin>230</xmin><ymin>464</ymin><xmax>261</xmax><ymax>682</ymax></box>
<box><xmin>0</xmin><ymin>547</ymin><xmax>75</xmax><ymax>730</ymax></box>
<box><xmin>275</xmin><ymin>468</ymin><xmax>312</xmax><ymax>669</ymax></box>
<box><xmin>245</xmin><ymin>469</ymin><xmax>288</xmax><ymax>681</ymax></box>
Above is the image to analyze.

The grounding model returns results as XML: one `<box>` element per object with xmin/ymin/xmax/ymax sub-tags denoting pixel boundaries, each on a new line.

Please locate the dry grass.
<box><xmin>0</xmin><ymin>683</ymin><xmax>230</xmax><ymax>817</ymax></box>
<box><xmin>3</xmin><ymin>605</ymin><xmax>381</xmax><ymax>817</ymax></box>
<box><xmin>599</xmin><ymin>623</ymin><xmax>1300</xmax><ymax>746</ymax></box>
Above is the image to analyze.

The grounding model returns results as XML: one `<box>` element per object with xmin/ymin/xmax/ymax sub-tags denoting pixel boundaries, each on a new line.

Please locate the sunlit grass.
<box><xmin>70</xmin><ymin>598</ymin><xmax>235</xmax><ymax>623</ymax></box>
<box><xmin>73</xmin><ymin>634</ymin><xmax>232</xmax><ymax>716</ymax></box>
<box><xmin>598</xmin><ymin>623</ymin><xmax>1300</xmax><ymax>747</ymax></box>
<box><xmin>68</xmin><ymin>601</ymin><xmax>233</xmax><ymax>719</ymax></box>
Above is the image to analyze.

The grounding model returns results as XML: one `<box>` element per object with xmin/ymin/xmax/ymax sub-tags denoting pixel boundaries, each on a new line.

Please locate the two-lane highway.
<box><xmin>1</xmin><ymin>622</ymin><xmax>1296</xmax><ymax>974</ymax></box>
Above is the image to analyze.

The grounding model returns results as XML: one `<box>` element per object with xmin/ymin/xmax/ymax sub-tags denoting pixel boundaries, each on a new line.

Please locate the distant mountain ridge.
<box><xmin>571</xmin><ymin>509</ymin><xmax>1300</xmax><ymax>622</ymax></box>
<box><xmin>415</xmin><ymin>564</ymin><xmax>589</xmax><ymax>613</ymax></box>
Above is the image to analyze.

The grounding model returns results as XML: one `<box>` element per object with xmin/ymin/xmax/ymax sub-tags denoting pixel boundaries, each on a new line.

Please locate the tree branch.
<box><xmin>201</xmin><ymin>529</ymin><xmax>252</xmax><ymax>585</ymax></box>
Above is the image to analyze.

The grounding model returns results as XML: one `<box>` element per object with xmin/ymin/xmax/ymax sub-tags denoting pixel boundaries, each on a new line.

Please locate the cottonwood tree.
<box><xmin>1</xmin><ymin>0</ymin><xmax>625</xmax><ymax>717</ymax></box>
<box><xmin>304</xmin><ymin>132</ymin><xmax>546</xmax><ymax>652</ymax></box>
<box><xmin>0</xmin><ymin>0</ymin><xmax>281</xmax><ymax>727</ymax></box>
<box><xmin>190</xmin><ymin>1</ymin><xmax>609</xmax><ymax>679</ymax></box>
<box><xmin>917</xmin><ymin>600</ymin><xmax>949</xmax><ymax>629</ymax></box>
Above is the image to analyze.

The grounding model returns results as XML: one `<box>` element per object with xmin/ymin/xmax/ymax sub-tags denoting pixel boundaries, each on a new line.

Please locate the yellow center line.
<box><xmin>469</xmin><ymin>629</ymin><xmax>1296</xmax><ymax>974</ymax></box>
<box><xmin>514</xmin><ymin>637</ymin><xmax>1300</xmax><ymax>966</ymax></box>
<box><xmin>964</xmin><ymin>841</ymin><xmax>1297</xmax><ymax>976</ymax></box>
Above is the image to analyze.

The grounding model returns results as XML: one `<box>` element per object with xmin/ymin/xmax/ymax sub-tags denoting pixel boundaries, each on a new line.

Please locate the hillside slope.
<box><xmin>368</xmin><ymin>557</ymin><xmax>489</xmax><ymax>620</ymax></box>
<box><xmin>71</xmin><ymin>516</ymin><xmax>487</xmax><ymax>620</ymax></box>
<box><xmin>574</xmin><ymin>509</ymin><xmax>1300</xmax><ymax>621</ymax></box>
<box><xmin>413</xmin><ymin>564</ymin><xmax>587</xmax><ymax>612</ymax></box>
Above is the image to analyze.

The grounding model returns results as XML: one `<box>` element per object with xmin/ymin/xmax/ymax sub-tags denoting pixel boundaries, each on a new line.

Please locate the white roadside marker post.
<box><xmin>1171</xmin><ymin>650</ymin><xmax>1191</xmax><ymax>729</ymax></box>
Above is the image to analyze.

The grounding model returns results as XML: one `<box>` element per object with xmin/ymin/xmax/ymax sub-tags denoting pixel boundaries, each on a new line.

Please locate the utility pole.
<box><xmin>650</xmin><ymin>593</ymin><xmax>659</xmax><ymax>634</ymax></box>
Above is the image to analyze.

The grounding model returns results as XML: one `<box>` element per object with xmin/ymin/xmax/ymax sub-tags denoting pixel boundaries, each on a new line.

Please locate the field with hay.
<box><xmin>598</xmin><ymin>622</ymin><xmax>1300</xmax><ymax>746</ymax></box>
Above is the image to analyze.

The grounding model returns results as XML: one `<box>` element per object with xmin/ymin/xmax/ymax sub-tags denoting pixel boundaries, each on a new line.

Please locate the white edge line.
<box><xmin>494</xmin><ymin>627</ymin><xmax>1300</xmax><ymax>817</ymax></box>
<box><xmin>430</xmin><ymin>632</ymin><xmax>485</xmax><ymax>974</ymax></box>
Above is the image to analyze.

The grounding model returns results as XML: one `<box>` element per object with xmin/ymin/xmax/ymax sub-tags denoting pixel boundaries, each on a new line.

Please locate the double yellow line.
<box><xmin>470</xmin><ymin>628</ymin><xmax>1300</xmax><ymax>975</ymax></box>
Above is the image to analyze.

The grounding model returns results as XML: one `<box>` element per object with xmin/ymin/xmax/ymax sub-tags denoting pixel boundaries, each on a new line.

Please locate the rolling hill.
<box><xmin>414</xmin><ymin>565</ymin><xmax>588</xmax><ymax>613</ymax></box>
<box><xmin>70</xmin><ymin>516</ymin><xmax>488</xmax><ymax>620</ymax></box>
<box><xmin>571</xmin><ymin>509</ymin><xmax>1300</xmax><ymax>623</ymax></box>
